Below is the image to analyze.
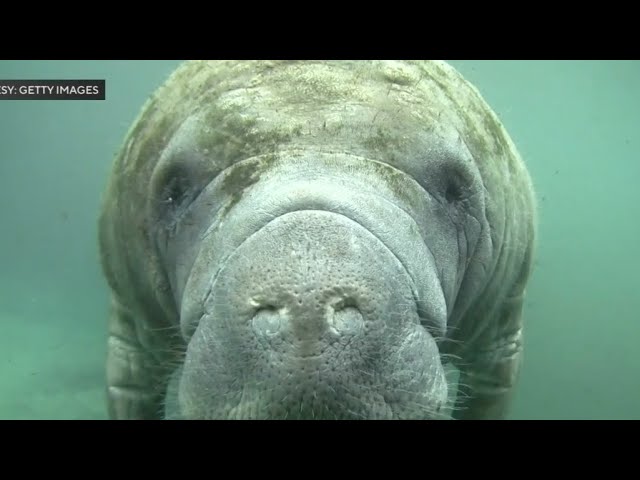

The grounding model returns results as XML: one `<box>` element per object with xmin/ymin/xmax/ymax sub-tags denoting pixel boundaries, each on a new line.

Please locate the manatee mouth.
<box><xmin>170</xmin><ymin>209</ymin><xmax>450</xmax><ymax>420</ymax></box>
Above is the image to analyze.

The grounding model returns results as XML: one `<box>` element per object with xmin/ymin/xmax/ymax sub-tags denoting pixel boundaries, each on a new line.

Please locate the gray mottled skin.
<box><xmin>98</xmin><ymin>61</ymin><xmax>536</xmax><ymax>420</ymax></box>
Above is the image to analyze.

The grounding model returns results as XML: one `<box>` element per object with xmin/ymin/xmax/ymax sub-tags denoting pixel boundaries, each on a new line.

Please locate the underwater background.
<box><xmin>0</xmin><ymin>60</ymin><xmax>638</xmax><ymax>420</ymax></box>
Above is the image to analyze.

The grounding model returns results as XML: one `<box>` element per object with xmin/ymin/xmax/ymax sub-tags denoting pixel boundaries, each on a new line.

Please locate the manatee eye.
<box><xmin>153</xmin><ymin>164</ymin><xmax>197</xmax><ymax>233</ymax></box>
<box><xmin>162</xmin><ymin>174</ymin><xmax>188</xmax><ymax>205</ymax></box>
<box><xmin>156</xmin><ymin>162</ymin><xmax>195</xmax><ymax>208</ymax></box>
<box><xmin>444</xmin><ymin>178</ymin><xmax>464</xmax><ymax>203</ymax></box>
<box><xmin>440</xmin><ymin>163</ymin><xmax>472</xmax><ymax>205</ymax></box>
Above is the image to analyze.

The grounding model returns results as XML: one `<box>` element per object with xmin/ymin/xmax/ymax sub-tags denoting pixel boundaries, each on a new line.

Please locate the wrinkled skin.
<box><xmin>98</xmin><ymin>61</ymin><xmax>536</xmax><ymax>420</ymax></box>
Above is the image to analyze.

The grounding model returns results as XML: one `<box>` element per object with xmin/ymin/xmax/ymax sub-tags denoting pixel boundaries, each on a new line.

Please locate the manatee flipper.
<box><xmin>453</xmin><ymin>293</ymin><xmax>525</xmax><ymax>420</ymax></box>
<box><xmin>106</xmin><ymin>300</ymin><xmax>162</xmax><ymax>419</ymax></box>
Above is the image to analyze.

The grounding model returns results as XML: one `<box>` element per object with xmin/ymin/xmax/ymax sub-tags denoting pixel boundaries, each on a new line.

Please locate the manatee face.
<box><xmin>152</xmin><ymin>111</ymin><xmax>489</xmax><ymax>420</ymax></box>
<box><xmin>100</xmin><ymin>61</ymin><xmax>535</xmax><ymax>420</ymax></box>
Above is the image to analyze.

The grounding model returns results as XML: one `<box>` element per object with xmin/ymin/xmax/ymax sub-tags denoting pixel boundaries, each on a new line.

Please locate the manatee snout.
<box><xmin>213</xmin><ymin>210</ymin><xmax>415</xmax><ymax>343</ymax></box>
<box><xmin>174</xmin><ymin>209</ymin><xmax>449</xmax><ymax>419</ymax></box>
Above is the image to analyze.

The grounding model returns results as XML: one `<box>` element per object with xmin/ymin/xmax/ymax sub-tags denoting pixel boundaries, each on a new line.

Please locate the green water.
<box><xmin>0</xmin><ymin>60</ymin><xmax>638</xmax><ymax>419</ymax></box>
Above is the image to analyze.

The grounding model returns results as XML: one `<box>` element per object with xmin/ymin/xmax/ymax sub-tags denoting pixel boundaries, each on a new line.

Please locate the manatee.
<box><xmin>98</xmin><ymin>60</ymin><xmax>536</xmax><ymax>420</ymax></box>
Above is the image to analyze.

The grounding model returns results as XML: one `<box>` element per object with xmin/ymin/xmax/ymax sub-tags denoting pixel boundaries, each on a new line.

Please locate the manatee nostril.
<box><xmin>328</xmin><ymin>299</ymin><xmax>364</xmax><ymax>335</ymax></box>
<box><xmin>252</xmin><ymin>305</ymin><xmax>283</xmax><ymax>337</ymax></box>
